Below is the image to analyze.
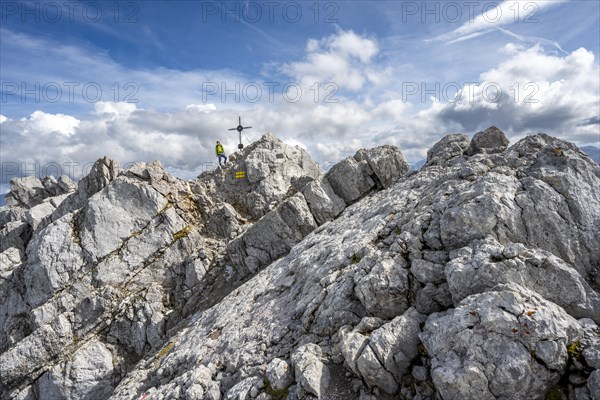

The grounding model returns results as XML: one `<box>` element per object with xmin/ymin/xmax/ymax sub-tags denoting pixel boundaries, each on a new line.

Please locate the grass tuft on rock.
<box><xmin>567</xmin><ymin>340</ymin><xmax>582</xmax><ymax>360</ymax></box>
<box><xmin>173</xmin><ymin>225</ymin><xmax>193</xmax><ymax>241</ymax></box>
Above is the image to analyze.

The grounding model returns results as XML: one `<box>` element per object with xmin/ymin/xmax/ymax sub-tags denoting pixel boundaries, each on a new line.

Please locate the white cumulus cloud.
<box><xmin>282</xmin><ymin>30</ymin><xmax>384</xmax><ymax>92</ymax></box>
<box><xmin>19</xmin><ymin>111</ymin><xmax>80</xmax><ymax>137</ymax></box>
<box><xmin>186</xmin><ymin>104</ymin><xmax>217</xmax><ymax>113</ymax></box>
<box><xmin>435</xmin><ymin>45</ymin><xmax>599</xmax><ymax>143</ymax></box>
<box><xmin>94</xmin><ymin>101</ymin><xmax>138</xmax><ymax>116</ymax></box>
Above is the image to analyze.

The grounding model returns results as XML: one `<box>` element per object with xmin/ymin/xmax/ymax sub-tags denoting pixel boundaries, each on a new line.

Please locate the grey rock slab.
<box><xmin>0</xmin><ymin>247</ymin><xmax>23</xmax><ymax>275</ymax></box>
<box><xmin>524</xmin><ymin>142</ymin><xmax>600</xmax><ymax>280</ymax></box>
<box><xmin>25</xmin><ymin>213</ymin><xmax>85</xmax><ymax>308</ymax></box>
<box><xmin>80</xmin><ymin>178</ymin><xmax>169</xmax><ymax>262</ymax></box>
<box><xmin>354</xmin><ymin>258</ymin><xmax>409</xmax><ymax>319</ymax></box>
<box><xmin>0</xmin><ymin>206</ymin><xmax>26</xmax><ymax>230</ymax></box>
<box><xmin>588</xmin><ymin>370</ymin><xmax>600</xmax><ymax>400</ymax></box>
<box><xmin>24</xmin><ymin>200</ymin><xmax>56</xmax><ymax>231</ymax></box>
<box><xmin>206</xmin><ymin>203</ymin><xmax>245</xmax><ymax>239</ymax></box>
<box><xmin>410</xmin><ymin>259</ymin><xmax>445</xmax><ymax>285</ymax></box>
<box><xmin>301</xmin><ymin>177</ymin><xmax>346</xmax><ymax>225</ymax></box>
<box><xmin>584</xmin><ymin>345</ymin><xmax>600</xmax><ymax>370</ymax></box>
<box><xmin>57</xmin><ymin>175</ymin><xmax>77</xmax><ymax>193</ymax></box>
<box><xmin>426</xmin><ymin>134</ymin><xmax>470</xmax><ymax>168</ymax></box>
<box><xmin>266</xmin><ymin>357</ymin><xmax>292</xmax><ymax>391</ymax></box>
<box><xmin>412</xmin><ymin>366</ymin><xmax>429</xmax><ymax>382</ymax></box>
<box><xmin>356</xmin><ymin>344</ymin><xmax>398</xmax><ymax>394</ymax></box>
<box><xmin>354</xmin><ymin>145</ymin><xmax>409</xmax><ymax>189</ymax></box>
<box><xmin>291</xmin><ymin>344</ymin><xmax>330</xmax><ymax>398</ymax></box>
<box><xmin>44</xmin><ymin>157</ymin><xmax>120</xmax><ymax>232</ymax></box>
<box><xmin>327</xmin><ymin>157</ymin><xmax>375</xmax><ymax>203</ymax></box>
<box><xmin>340</xmin><ymin>331</ymin><xmax>369</xmax><ymax>377</ymax></box>
<box><xmin>369</xmin><ymin>308</ymin><xmax>426</xmax><ymax>380</ymax></box>
<box><xmin>0</xmin><ymin>314</ymin><xmax>74</xmax><ymax>390</ymax></box>
<box><xmin>421</xmin><ymin>283</ymin><xmax>583</xmax><ymax>400</ymax></box>
<box><xmin>228</xmin><ymin>193</ymin><xmax>317</xmax><ymax>275</ymax></box>
<box><xmin>35</xmin><ymin>339</ymin><xmax>115</xmax><ymax>400</ymax></box>
<box><xmin>225</xmin><ymin>376</ymin><xmax>263</xmax><ymax>400</ymax></box>
<box><xmin>0</xmin><ymin>220</ymin><xmax>30</xmax><ymax>253</ymax></box>
<box><xmin>580</xmin><ymin>319</ymin><xmax>600</xmax><ymax>370</ymax></box>
<box><xmin>438</xmin><ymin>172</ymin><xmax>522</xmax><ymax>249</ymax></box>
<box><xmin>40</xmin><ymin>157</ymin><xmax>119</xmax><ymax>231</ymax></box>
<box><xmin>5</xmin><ymin>176</ymin><xmax>47</xmax><ymax>208</ymax></box>
<box><xmin>77</xmin><ymin>156</ymin><xmax>120</xmax><ymax>200</ymax></box>
<box><xmin>467</xmin><ymin>126</ymin><xmax>510</xmax><ymax>156</ymax></box>
<box><xmin>338</xmin><ymin>308</ymin><xmax>425</xmax><ymax>394</ymax></box>
<box><xmin>445</xmin><ymin>237</ymin><xmax>600</xmax><ymax>323</ymax></box>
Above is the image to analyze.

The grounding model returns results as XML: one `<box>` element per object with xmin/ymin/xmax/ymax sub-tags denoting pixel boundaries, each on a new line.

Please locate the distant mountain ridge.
<box><xmin>581</xmin><ymin>145</ymin><xmax>600</xmax><ymax>163</ymax></box>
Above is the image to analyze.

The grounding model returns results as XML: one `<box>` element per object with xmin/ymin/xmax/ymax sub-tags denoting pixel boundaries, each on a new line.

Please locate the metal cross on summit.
<box><xmin>228</xmin><ymin>116</ymin><xmax>252</xmax><ymax>150</ymax></box>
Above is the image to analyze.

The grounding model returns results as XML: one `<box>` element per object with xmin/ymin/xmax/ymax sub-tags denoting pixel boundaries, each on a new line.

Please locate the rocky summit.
<box><xmin>1</xmin><ymin>128</ymin><xmax>599</xmax><ymax>400</ymax></box>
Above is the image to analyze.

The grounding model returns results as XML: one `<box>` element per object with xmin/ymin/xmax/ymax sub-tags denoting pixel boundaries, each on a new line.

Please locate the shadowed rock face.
<box><xmin>467</xmin><ymin>125</ymin><xmax>510</xmax><ymax>156</ymax></box>
<box><xmin>1</xmin><ymin>129</ymin><xmax>599</xmax><ymax>400</ymax></box>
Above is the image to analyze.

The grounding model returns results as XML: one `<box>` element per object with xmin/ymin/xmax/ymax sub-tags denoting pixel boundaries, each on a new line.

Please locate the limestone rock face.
<box><xmin>83</xmin><ymin>157</ymin><xmax>118</xmax><ymax>188</ymax></box>
<box><xmin>4</xmin><ymin>175</ymin><xmax>75</xmax><ymax>209</ymax></box>
<box><xmin>0</xmin><ymin>158</ymin><xmax>205</xmax><ymax>398</ymax></box>
<box><xmin>198</xmin><ymin>133</ymin><xmax>322</xmax><ymax>220</ymax></box>
<box><xmin>35</xmin><ymin>339</ymin><xmax>115</xmax><ymax>400</ymax></box>
<box><xmin>291</xmin><ymin>344</ymin><xmax>330</xmax><ymax>398</ymax></box>
<box><xmin>354</xmin><ymin>145</ymin><xmax>409</xmax><ymax>189</ymax></box>
<box><xmin>327</xmin><ymin>157</ymin><xmax>375</xmax><ymax>203</ymax></box>
<box><xmin>354</xmin><ymin>258</ymin><xmax>410</xmax><ymax>319</ymax></box>
<box><xmin>227</xmin><ymin>144</ymin><xmax>409</xmax><ymax>276</ymax></box>
<box><xmin>41</xmin><ymin>157</ymin><xmax>120</xmax><ymax>233</ymax></box>
<box><xmin>340</xmin><ymin>308</ymin><xmax>426</xmax><ymax>394</ymax></box>
<box><xmin>227</xmin><ymin>192</ymin><xmax>318</xmax><ymax>275</ymax></box>
<box><xmin>266</xmin><ymin>358</ymin><xmax>292</xmax><ymax>391</ymax></box>
<box><xmin>2</xmin><ymin>129</ymin><xmax>599</xmax><ymax>400</ymax></box>
<box><xmin>467</xmin><ymin>126</ymin><xmax>510</xmax><ymax>155</ymax></box>
<box><xmin>420</xmin><ymin>283</ymin><xmax>582</xmax><ymax>400</ymax></box>
<box><xmin>426</xmin><ymin>133</ymin><xmax>470</xmax><ymax>167</ymax></box>
<box><xmin>301</xmin><ymin>177</ymin><xmax>346</xmax><ymax>225</ymax></box>
<box><xmin>445</xmin><ymin>236</ymin><xmax>600</xmax><ymax>322</ymax></box>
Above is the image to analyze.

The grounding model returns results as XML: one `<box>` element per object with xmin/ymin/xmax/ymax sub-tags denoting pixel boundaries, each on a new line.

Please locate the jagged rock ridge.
<box><xmin>0</xmin><ymin>127</ymin><xmax>599</xmax><ymax>400</ymax></box>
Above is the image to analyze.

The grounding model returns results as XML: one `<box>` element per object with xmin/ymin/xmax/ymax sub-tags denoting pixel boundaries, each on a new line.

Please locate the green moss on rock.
<box><xmin>263</xmin><ymin>380</ymin><xmax>289</xmax><ymax>400</ymax></box>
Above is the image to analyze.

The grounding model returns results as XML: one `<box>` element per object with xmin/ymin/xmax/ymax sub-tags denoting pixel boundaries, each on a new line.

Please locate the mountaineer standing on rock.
<box><xmin>216</xmin><ymin>141</ymin><xmax>227</xmax><ymax>166</ymax></box>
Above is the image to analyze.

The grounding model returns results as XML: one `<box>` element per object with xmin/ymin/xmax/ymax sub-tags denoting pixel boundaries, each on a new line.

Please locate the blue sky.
<box><xmin>1</xmin><ymin>0</ymin><xmax>599</xmax><ymax>195</ymax></box>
